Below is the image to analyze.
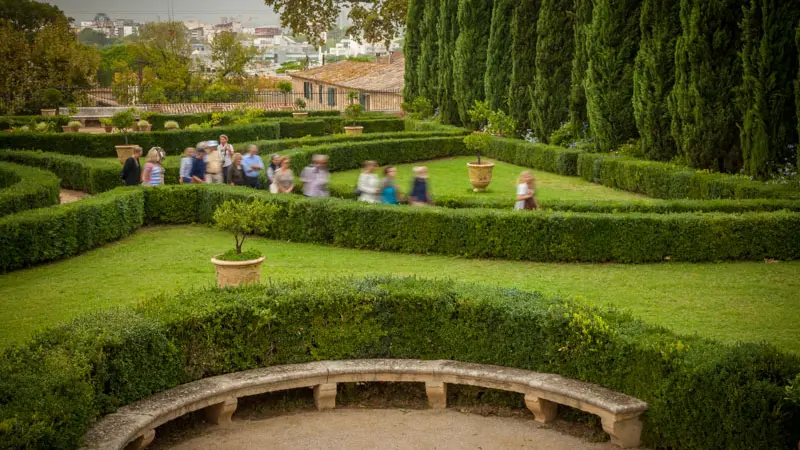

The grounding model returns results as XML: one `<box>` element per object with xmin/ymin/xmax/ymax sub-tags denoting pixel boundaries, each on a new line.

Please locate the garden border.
<box><xmin>0</xmin><ymin>161</ymin><xmax>61</xmax><ymax>216</ymax></box>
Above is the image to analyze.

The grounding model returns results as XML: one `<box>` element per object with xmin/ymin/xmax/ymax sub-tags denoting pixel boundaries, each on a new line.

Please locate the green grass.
<box><xmin>329</xmin><ymin>156</ymin><xmax>655</xmax><ymax>202</ymax></box>
<box><xmin>1</xmin><ymin>226</ymin><xmax>797</xmax><ymax>353</ymax></box>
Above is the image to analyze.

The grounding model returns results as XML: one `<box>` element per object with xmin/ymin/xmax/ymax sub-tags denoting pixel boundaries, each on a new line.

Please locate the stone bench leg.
<box><xmin>601</xmin><ymin>416</ymin><xmax>643</xmax><ymax>448</ymax></box>
<box><xmin>314</xmin><ymin>383</ymin><xmax>337</xmax><ymax>410</ymax></box>
<box><xmin>123</xmin><ymin>428</ymin><xmax>155</xmax><ymax>450</ymax></box>
<box><xmin>204</xmin><ymin>396</ymin><xmax>238</xmax><ymax>425</ymax></box>
<box><xmin>425</xmin><ymin>381</ymin><xmax>447</xmax><ymax>409</ymax></box>
<box><xmin>524</xmin><ymin>394</ymin><xmax>558</xmax><ymax>424</ymax></box>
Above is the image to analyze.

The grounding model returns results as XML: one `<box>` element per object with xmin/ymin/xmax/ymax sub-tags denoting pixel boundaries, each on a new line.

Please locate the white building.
<box><xmin>327</xmin><ymin>38</ymin><xmax>401</xmax><ymax>58</ymax></box>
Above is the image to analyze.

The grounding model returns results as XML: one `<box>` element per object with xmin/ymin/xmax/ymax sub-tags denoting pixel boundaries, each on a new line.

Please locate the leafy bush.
<box><xmin>136</xmin><ymin>119</ymin><xmax>151</xmax><ymax>128</ymax></box>
<box><xmin>344</xmin><ymin>103</ymin><xmax>365</xmax><ymax>126</ymax></box>
<box><xmin>67</xmin><ymin>121</ymin><xmax>82</xmax><ymax>130</ymax></box>
<box><xmin>213</xmin><ymin>199</ymin><xmax>278</xmax><ymax>256</ymax></box>
<box><xmin>41</xmin><ymin>88</ymin><xmax>64</xmax><ymax>110</ymax></box>
<box><xmin>0</xmin><ymin>162</ymin><xmax>60</xmax><ymax>216</ymax></box>
<box><xmin>294</xmin><ymin>98</ymin><xmax>307</xmax><ymax>110</ymax></box>
<box><xmin>143</xmin><ymin>111</ymin><xmax>340</xmax><ymax>131</ymax></box>
<box><xmin>0</xmin><ymin>277</ymin><xmax>797</xmax><ymax>449</ymax></box>
<box><xmin>467</xmin><ymin>100</ymin><xmax>517</xmax><ymax>136</ymax></box>
<box><xmin>401</xmin><ymin>96</ymin><xmax>434</xmax><ymax>120</ymax></box>
<box><xmin>34</xmin><ymin>122</ymin><xmax>51</xmax><ymax>133</ymax></box>
<box><xmin>0</xmin><ymin>150</ymin><xmax>121</xmax><ymax>193</ymax></box>
<box><xmin>0</xmin><ymin>116</ymin><xmax>71</xmax><ymax>131</ymax></box>
<box><xmin>164</xmin><ymin>120</ymin><xmax>180</xmax><ymax>130</ymax></box>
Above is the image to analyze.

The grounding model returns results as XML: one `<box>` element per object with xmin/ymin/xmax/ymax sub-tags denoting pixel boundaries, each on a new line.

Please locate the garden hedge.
<box><xmin>0</xmin><ymin>150</ymin><xmax>121</xmax><ymax>194</ymax></box>
<box><xmin>144</xmin><ymin>110</ymin><xmax>341</xmax><ymax>131</ymax></box>
<box><xmin>0</xmin><ymin>162</ymin><xmax>60</xmax><ymax>216</ymax></box>
<box><xmin>0</xmin><ymin>188</ymin><xmax>143</xmax><ymax>272</ymax></box>
<box><xmin>0</xmin><ymin>277</ymin><xmax>797</xmax><ymax>450</ymax></box>
<box><xmin>0</xmin><ymin>115</ymin><xmax>71</xmax><ymax>131</ymax></box>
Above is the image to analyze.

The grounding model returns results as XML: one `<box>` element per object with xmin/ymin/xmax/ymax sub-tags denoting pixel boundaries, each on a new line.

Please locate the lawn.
<box><xmin>1</xmin><ymin>226</ymin><xmax>797</xmax><ymax>353</ymax></box>
<box><xmin>329</xmin><ymin>156</ymin><xmax>654</xmax><ymax>202</ymax></box>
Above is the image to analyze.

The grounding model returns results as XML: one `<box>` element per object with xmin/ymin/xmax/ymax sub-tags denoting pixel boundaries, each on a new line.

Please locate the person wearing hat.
<box><xmin>219</xmin><ymin>134</ymin><xmax>234</xmax><ymax>184</ymax></box>
<box><xmin>190</xmin><ymin>147</ymin><xmax>207</xmax><ymax>184</ymax></box>
<box><xmin>300</xmin><ymin>154</ymin><xmax>330</xmax><ymax>197</ymax></box>
<box><xmin>204</xmin><ymin>140</ymin><xmax>223</xmax><ymax>184</ymax></box>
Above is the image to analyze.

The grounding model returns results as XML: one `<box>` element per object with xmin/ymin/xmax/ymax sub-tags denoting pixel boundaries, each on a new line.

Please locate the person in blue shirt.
<box><xmin>190</xmin><ymin>148</ymin><xmax>206</xmax><ymax>184</ymax></box>
<box><xmin>381</xmin><ymin>166</ymin><xmax>401</xmax><ymax>205</ymax></box>
<box><xmin>242</xmin><ymin>144</ymin><xmax>264</xmax><ymax>189</ymax></box>
<box><xmin>409</xmin><ymin>166</ymin><xmax>432</xmax><ymax>206</ymax></box>
<box><xmin>179</xmin><ymin>147</ymin><xmax>195</xmax><ymax>184</ymax></box>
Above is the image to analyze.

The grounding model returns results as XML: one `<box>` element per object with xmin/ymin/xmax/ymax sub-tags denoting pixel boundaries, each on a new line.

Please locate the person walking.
<box><xmin>300</xmin><ymin>155</ymin><xmax>330</xmax><ymax>198</ymax></box>
<box><xmin>227</xmin><ymin>153</ymin><xmax>246</xmax><ymax>186</ymax></box>
<box><xmin>242</xmin><ymin>144</ymin><xmax>264</xmax><ymax>189</ymax></box>
<box><xmin>218</xmin><ymin>134</ymin><xmax>234</xmax><ymax>184</ymax></box>
<box><xmin>381</xmin><ymin>166</ymin><xmax>401</xmax><ymax>205</ymax></box>
<box><xmin>357</xmin><ymin>160</ymin><xmax>381</xmax><ymax>203</ymax></box>
<box><xmin>190</xmin><ymin>148</ymin><xmax>207</xmax><ymax>184</ymax></box>
<box><xmin>408</xmin><ymin>166</ymin><xmax>432</xmax><ymax>206</ymax></box>
<box><xmin>514</xmin><ymin>170</ymin><xmax>539</xmax><ymax>210</ymax></box>
<box><xmin>267</xmin><ymin>154</ymin><xmax>280</xmax><ymax>193</ymax></box>
<box><xmin>204</xmin><ymin>141</ymin><xmax>223</xmax><ymax>184</ymax></box>
<box><xmin>179</xmin><ymin>147</ymin><xmax>195</xmax><ymax>184</ymax></box>
<box><xmin>120</xmin><ymin>146</ymin><xmax>143</xmax><ymax>186</ymax></box>
<box><xmin>141</xmin><ymin>148</ymin><xmax>164</xmax><ymax>186</ymax></box>
<box><xmin>274</xmin><ymin>156</ymin><xmax>295</xmax><ymax>194</ymax></box>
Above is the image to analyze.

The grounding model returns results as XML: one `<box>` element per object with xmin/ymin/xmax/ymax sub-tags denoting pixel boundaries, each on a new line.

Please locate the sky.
<box><xmin>44</xmin><ymin>0</ymin><xmax>295</xmax><ymax>25</ymax></box>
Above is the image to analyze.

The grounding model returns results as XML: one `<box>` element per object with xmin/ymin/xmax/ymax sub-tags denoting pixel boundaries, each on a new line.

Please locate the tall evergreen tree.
<box><xmin>585</xmin><ymin>0</ymin><xmax>642</xmax><ymax>152</ymax></box>
<box><xmin>416</xmin><ymin>0</ymin><xmax>440</xmax><ymax>104</ymax></box>
<box><xmin>403</xmin><ymin>0</ymin><xmax>424</xmax><ymax>101</ymax></box>
<box><xmin>453</xmin><ymin>0</ymin><xmax>494</xmax><ymax>126</ymax></box>
<box><xmin>508</xmin><ymin>0</ymin><xmax>541</xmax><ymax>131</ymax></box>
<box><xmin>670</xmin><ymin>0</ymin><xmax>745</xmax><ymax>171</ymax></box>
<box><xmin>569</xmin><ymin>0</ymin><xmax>593</xmax><ymax>132</ymax></box>
<box><xmin>484</xmin><ymin>0</ymin><xmax>515</xmax><ymax>112</ymax></box>
<box><xmin>632</xmin><ymin>0</ymin><xmax>681</xmax><ymax>161</ymax></box>
<box><xmin>740</xmin><ymin>0</ymin><xmax>799</xmax><ymax>179</ymax></box>
<box><xmin>530</xmin><ymin>0</ymin><xmax>574</xmax><ymax>141</ymax></box>
<box><xmin>437</xmin><ymin>0</ymin><xmax>461</xmax><ymax>125</ymax></box>
<box><xmin>797</xmin><ymin>22</ymin><xmax>800</xmax><ymax>164</ymax></box>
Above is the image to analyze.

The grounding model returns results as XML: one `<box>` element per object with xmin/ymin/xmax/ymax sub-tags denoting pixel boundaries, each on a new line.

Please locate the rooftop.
<box><xmin>289</xmin><ymin>53</ymin><xmax>404</xmax><ymax>92</ymax></box>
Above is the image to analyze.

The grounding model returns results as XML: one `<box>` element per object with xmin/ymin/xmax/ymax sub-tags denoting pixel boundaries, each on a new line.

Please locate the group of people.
<box><xmin>121</xmin><ymin>135</ymin><xmax>539</xmax><ymax>209</ymax></box>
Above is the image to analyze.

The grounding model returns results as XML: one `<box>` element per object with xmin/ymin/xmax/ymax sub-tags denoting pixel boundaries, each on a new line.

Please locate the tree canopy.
<box><xmin>0</xmin><ymin>0</ymin><xmax>68</xmax><ymax>35</ymax></box>
<box><xmin>211</xmin><ymin>31</ymin><xmax>259</xmax><ymax>78</ymax></box>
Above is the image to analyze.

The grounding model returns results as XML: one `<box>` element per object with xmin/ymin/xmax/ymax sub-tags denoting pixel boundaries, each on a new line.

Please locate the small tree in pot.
<box><xmin>211</xmin><ymin>199</ymin><xmax>279</xmax><ymax>288</ymax></box>
<box><xmin>277</xmin><ymin>81</ymin><xmax>294</xmax><ymax>110</ymax></box>
<box><xmin>65</xmin><ymin>121</ymin><xmax>82</xmax><ymax>132</ymax></box>
<box><xmin>343</xmin><ymin>103</ymin><xmax>365</xmax><ymax>135</ymax></box>
<box><xmin>293</xmin><ymin>98</ymin><xmax>308</xmax><ymax>118</ymax></box>
<box><xmin>111</xmin><ymin>108</ymin><xmax>138</xmax><ymax>164</ymax></box>
<box><xmin>40</xmin><ymin>88</ymin><xmax>62</xmax><ymax>116</ymax></box>
<box><xmin>100</xmin><ymin>118</ymin><xmax>114</xmax><ymax>133</ymax></box>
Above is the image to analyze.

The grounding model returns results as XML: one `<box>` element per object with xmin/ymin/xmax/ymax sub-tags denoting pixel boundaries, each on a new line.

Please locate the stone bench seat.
<box><xmin>81</xmin><ymin>359</ymin><xmax>648</xmax><ymax>450</ymax></box>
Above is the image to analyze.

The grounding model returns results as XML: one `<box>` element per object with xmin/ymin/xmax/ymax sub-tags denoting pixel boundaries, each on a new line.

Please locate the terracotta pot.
<box><xmin>211</xmin><ymin>255</ymin><xmax>265</xmax><ymax>288</ymax></box>
<box><xmin>138</xmin><ymin>125</ymin><xmax>151</xmax><ymax>132</ymax></box>
<box><xmin>292</xmin><ymin>112</ymin><xmax>309</xmax><ymax>119</ymax></box>
<box><xmin>279</xmin><ymin>105</ymin><xmax>294</xmax><ymax>111</ymax></box>
<box><xmin>467</xmin><ymin>162</ymin><xmax>495</xmax><ymax>192</ymax></box>
<box><xmin>41</xmin><ymin>109</ymin><xmax>57</xmax><ymax>116</ymax></box>
<box><xmin>115</xmin><ymin>144</ymin><xmax>138</xmax><ymax>165</ymax></box>
<box><xmin>62</xmin><ymin>126</ymin><xmax>71</xmax><ymax>132</ymax></box>
<box><xmin>209</xmin><ymin>105</ymin><xmax>225</xmax><ymax>112</ymax></box>
<box><xmin>344</xmin><ymin>126</ymin><xmax>364</xmax><ymax>136</ymax></box>
<box><xmin>104</xmin><ymin>125</ymin><xmax>114</xmax><ymax>133</ymax></box>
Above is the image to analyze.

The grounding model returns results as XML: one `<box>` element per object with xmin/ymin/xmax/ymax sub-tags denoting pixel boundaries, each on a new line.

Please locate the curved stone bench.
<box><xmin>82</xmin><ymin>360</ymin><xmax>648</xmax><ymax>450</ymax></box>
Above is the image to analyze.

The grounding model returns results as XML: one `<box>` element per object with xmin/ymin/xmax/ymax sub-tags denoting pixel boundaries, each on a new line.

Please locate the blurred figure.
<box><xmin>515</xmin><ymin>170</ymin><xmax>539</xmax><ymax>210</ymax></box>
<box><xmin>190</xmin><ymin>148</ymin><xmax>206</xmax><ymax>184</ymax></box>
<box><xmin>301</xmin><ymin>154</ymin><xmax>330</xmax><ymax>197</ymax></box>
<box><xmin>267</xmin><ymin>154</ymin><xmax>280</xmax><ymax>193</ymax></box>
<box><xmin>381</xmin><ymin>166</ymin><xmax>401</xmax><ymax>205</ymax></box>
<box><xmin>204</xmin><ymin>140</ymin><xmax>223</xmax><ymax>184</ymax></box>
<box><xmin>357</xmin><ymin>160</ymin><xmax>381</xmax><ymax>203</ymax></box>
<box><xmin>274</xmin><ymin>156</ymin><xmax>295</xmax><ymax>194</ymax></box>
<box><xmin>242</xmin><ymin>145</ymin><xmax>264</xmax><ymax>189</ymax></box>
<box><xmin>179</xmin><ymin>147</ymin><xmax>195</xmax><ymax>184</ymax></box>
<box><xmin>121</xmin><ymin>146</ymin><xmax>142</xmax><ymax>186</ymax></box>
<box><xmin>219</xmin><ymin>134</ymin><xmax>234</xmax><ymax>184</ymax></box>
<box><xmin>141</xmin><ymin>148</ymin><xmax>164</xmax><ymax>186</ymax></box>
<box><xmin>228</xmin><ymin>153</ymin><xmax>246</xmax><ymax>186</ymax></box>
<box><xmin>408</xmin><ymin>166</ymin><xmax>432</xmax><ymax>206</ymax></box>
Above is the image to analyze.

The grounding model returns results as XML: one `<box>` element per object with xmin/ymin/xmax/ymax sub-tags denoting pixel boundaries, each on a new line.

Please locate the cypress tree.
<box><xmin>797</xmin><ymin>22</ymin><xmax>800</xmax><ymax>165</ymax></box>
<box><xmin>508</xmin><ymin>0</ymin><xmax>541</xmax><ymax>131</ymax></box>
<box><xmin>670</xmin><ymin>0</ymin><xmax>745</xmax><ymax>171</ymax></box>
<box><xmin>529</xmin><ymin>0</ymin><xmax>574</xmax><ymax>141</ymax></box>
<box><xmin>585</xmin><ymin>0</ymin><xmax>642</xmax><ymax>152</ymax></box>
<box><xmin>632</xmin><ymin>0</ymin><xmax>681</xmax><ymax>161</ymax></box>
<box><xmin>403</xmin><ymin>0</ymin><xmax>424</xmax><ymax>101</ymax></box>
<box><xmin>437</xmin><ymin>0</ymin><xmax>461</xmax><ymax>125</ymax></box>
<box><xmin>416</xmin><ymin>0</ymin><xmax>440</xmax><ymax>104</ymax></box>
<box><xmin>453</xmin><ymin>0</ymin><xmax>494</xmax><ymax>126</ymax></box>
<box><xmin>484</xmin><ymin>0</ymin><xmax>515</xmax><ymax>112</ymax></box>
<box><xmin>569</xmin><ymin>0</ymin><xmax>593</xmax><ymax>132</ymax></box>
<box><xmin>740</xmin><ymin>0</ymin><xmax>799</xmax><ymax>179</ymax></box>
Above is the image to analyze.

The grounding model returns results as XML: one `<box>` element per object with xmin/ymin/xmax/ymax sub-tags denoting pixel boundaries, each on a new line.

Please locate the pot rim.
<box><xmin>467</xmin><ymin>162</ymin><xmax>496</xmax><ymax>167</ymax></box>
<box><xmin>211</xmin><ymin>255</ymin><xmax>266</xmax><ymax>266</ymax></box>
<box><xmin>343</xmin><ymin>126</ymin><xmax>365</xmax><ymax>129</ymax></box>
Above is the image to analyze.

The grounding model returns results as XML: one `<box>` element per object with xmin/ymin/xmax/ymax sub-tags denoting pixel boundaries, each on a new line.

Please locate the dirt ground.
<box><xmin>60</xmin><ymin>189</ymin><xmax>87</xmax><ymax>204</ymax></box>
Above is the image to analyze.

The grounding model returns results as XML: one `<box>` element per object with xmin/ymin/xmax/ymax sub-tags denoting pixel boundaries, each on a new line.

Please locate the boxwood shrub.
<box><xmin>0</xmin><ymin>150</ymin><xmax>121</xmax><ymax>194</ymax></box>
<box><xmin>0</xmin><ymin>188</ymin><xmax>143</xmax><ymax>272</ymax></box>
<box><xmin>0</xmin><ymin>278</ymin><xmax>797</xmax><ymax>449</ymax></box>
<box><xmin>482</xmin><ymin>137</ymin><xmax>581</xmax><ymax>176</ymax></box>
<box><xmin>145</xmin><ymin>110</ymin><xmax>341</xmax><ymax>130</ymax></box>
<box><xmin>0</xmin><ymin>115</ymin><xmax>71</xmax><ymax>131</ymax></box>
<box><xmin>244</xmin><ymin>129</ymin><xmax>469</xmax><ymax>155</ymax></box>
<box><xmin>0</xmin><ymin>161</ymin><xmax>60</xmax><ymax>216</ymax></box>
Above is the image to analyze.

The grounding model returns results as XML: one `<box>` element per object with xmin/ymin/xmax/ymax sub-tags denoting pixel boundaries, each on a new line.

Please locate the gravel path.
<box><xmin>60</xmin><ymin>189</ymin><xmax>87</xmax><ymax>204</ymax></box>
<box><xmin>168</xmin><ymin>409</ymin><xmax>630</xmax><ymax>450</ymax></box>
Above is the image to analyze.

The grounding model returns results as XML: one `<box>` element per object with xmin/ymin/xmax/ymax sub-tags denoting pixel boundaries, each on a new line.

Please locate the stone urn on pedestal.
<box><xmin>464</xmin><ymin>132</ymin><xmax>495</xmax><ymax>192</ymax></box>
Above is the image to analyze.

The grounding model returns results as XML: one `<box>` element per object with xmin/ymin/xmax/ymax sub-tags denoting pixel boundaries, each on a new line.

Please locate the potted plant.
<box><xmin>164</xmin><ymin>120</ymin><xmax>180</xmax><ymax>131</ymax></box>
<box><xmin>64</xmin><ymin>121</ymin><xmax>82</xmax><ymax>133</ymax></box>
<box><xmin>347</xmin><ymin>90</ymin><xmax>359</xmax><ymax>105</ymax></box>
<box><xmin>463</xmin><ymin>132</ymin><xmax>495</xmax><ymax>192</ymax></box>
<box><xmin>35</xmin><ymin>122</ymin><xmax>51</xmax><ymax>133</ymax></box>
<box><xmin>277</xmin><ymin>81</ymin><xmax>294</xmax><ymax>110</ymax></box>
<box><xmin>40</xmin><ymin>88</ymin><xmax>62</xmax><ymax>116</ymax></box>
<box><xmin>211</xmin><ymin>199</ymin><xmax>278</xmax><ymax>288</ymax></box>
<box><xmin>293</xmin><ymin>98</ymin><xmax>308</xmax><ymax>118</ymax></box>
<box><xmin>343</xmin><ymin>103</ymin><xmax>365</xmax><ymax>135</ymax></box>
<box><xmin>111</xmin><ymin>108</ymin><xmax>138</xmax><ymax>164</ymax></box>
<box><xmin>136</xmin><ymin>119</ymin><xmax>152</xmax><ymax>132</ymax></box>
<box><xmin>100</xmin><ymin>118</ymin><xmax>114</xmax><ymax>133</ymax></box>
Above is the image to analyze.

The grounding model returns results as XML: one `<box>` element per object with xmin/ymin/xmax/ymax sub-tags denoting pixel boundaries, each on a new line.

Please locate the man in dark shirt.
<box><xmin>190</xmin><ymin>148</ymin><xmax>207</xmax><ymax>184</ymax></box>
<box><xmin>120</xmin><ymin>146</ymin><xmax>143</xmax><ymax>186</ymax></box>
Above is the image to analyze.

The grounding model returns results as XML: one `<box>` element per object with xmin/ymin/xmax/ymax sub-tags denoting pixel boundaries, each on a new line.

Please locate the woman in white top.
<box><xmin>357</xmin><ymin>160</ymin><xmax>381</xmax><ymax>203</ymax></box>
<box><xmin>514</xmin><ymin>170</ymin><xmax>539</xmax><ymax>210</ymax></box>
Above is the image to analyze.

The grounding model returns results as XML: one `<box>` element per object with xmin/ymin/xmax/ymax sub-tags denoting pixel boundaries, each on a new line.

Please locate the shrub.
<box><xmin>34</xmin><ymin>122</ymin><xmax>50</xmax><ymax>133</ymax></box>
<box><xmin>294</xmin><ymin>98</ymin><xmax>307</xmax><ymax>110</ymax></box>
<box><xmin>401</xmin><ymin>97</ymin><xmax>434</xmax><ymax>120</ymax></box>
<box><xmin>0</xmin><ymin>162</ymin><xmax>60</xmax><ymax>216</ymax></box>
<box><xmin>136</xmin><ymin>120</ymin><xmax>151</xmax><ymax>129</ymax></box>
<box><xmin>0</xmin><ymin>116</ymin><xmax>70</xmax><ymax>131</ymax></box>
<box><xmin>213</xmin><ymin>199</ymin><xmax>278</xmax><ymax>256</ymax></box>
<box><xmin>0</xmin><ymin>150</ymin><xmax>121</xmax><ymax>194</ymax></box>
<box><xmin>67</xmin><ymin>121</ymin><xmax>82</xmax><ymax>130</ymax></box>
<box><xmin>41</xmin><ymin>88</ymin><xmax>63</xmax><ymax>110</ymax></box>
<box><xmin>344</xmin><ymin>103</ymin><xmax>365</xmax><ymax>126</ymax></box>
<box><xmin>1</xmin><ymin>277</ymin><xmax>798</xmax><ymax>449</ymax></box>
<box><xmin>164</xmin><ymin>120</ymin><xmax>180</xmax><ymax>131</ymax></box>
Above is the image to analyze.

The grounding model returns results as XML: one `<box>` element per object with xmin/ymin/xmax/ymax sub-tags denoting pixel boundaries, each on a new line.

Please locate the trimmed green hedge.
<box><xmin>145</xmin><ymin>110</ymin><xmax>341</xmax><ymax>131</ymax></box>
<box><xmin>0</xmin><ymin>277</ymin><xmax>797</xmax><ymax>449</ymax></box>
<box><xmin>482</xmin><ymin>137</ymin><xmax>581</xmax><ymax>176</ymax></box>
<box><xmin>0</xmin><ymin>150</ymin><xmax>121</xmax><ymax>194</ymax></box>
<box><xmin>0</xmin><ymin>162</ymin><xmax>60</xmax><ymax>216</ymax></box>
<box><xmin>243</xmin><ymin>129</ymin><xmax>469</xmax><ymax>155</ymax></box>
<box><xmin>0</xmin><ymin>115</ymin><xmax>71</xmax><ymax>131</ymax></box>
<box><xmin>0</xmin><ymin>188</ymin><xmax>143</xmax><ymax>272</ymax></box>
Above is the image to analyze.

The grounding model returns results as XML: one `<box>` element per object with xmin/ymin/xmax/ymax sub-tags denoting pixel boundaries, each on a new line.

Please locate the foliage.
<box><xmin>569</xmin><ymin>0</ymin><xmax>593</xmax><ymax>132</ymax></box>
<box><xmin>213</xmin><ymin>199</ymin><xmax>277</xmax><ymax>254</ymax></box>
<box><xmin>416</xmin><ymin>0</ymin><xmax>440</xmax><ymax>105</ymax></box>
<box><xmin>467</xmin><ymin>101</ymin><xmax>516</xmax><ymax>136</ymax></box>
<box><xmin>484</xmin><ymin>0</ymin><xmax>514</xmax><ymax>112</ymax></box>
<box><xmin>669</xmin><ymin>0</ymin><xmax>746</xmax><ymax>172</ymax></box>
<box><xmin>41</xmin><ymin>88</ymin><xmax>63</xmax><ymax>110</ymax></box>
<box><xmin>294</xmin><ymin>98</ymin><xmax>307</xmax><ymax>110</ymax></box>
<box><xmin>509</xmin><ymin>0</ymin><xmax>541</xmax><ymax>132</ymax></box>
<box><xmin>0</xmin><ymin>162</ymin><xmax>60</xmax><ymax>217</ymax></box>
<box><xmin>530</xmin><ymin>0</ymin><xmax>574</xmax><ymax>143</ymax></box>
<box><xmin>276</xmin><ymin>60</ymin><xmax>307</xmax><ymax>74</ymax></box>
<box><xmin>453</xmin><ymin>0</ymin><xmax>494</xmax><ymax>127</ymax></box>
<box><xmin>136</xmin><ymin>119</ymin><xmax>150</xmax><ymax>128</ymax></box>
<box><xmin>344</xmin><ymin>103</ymin><xmax>365</xmax><ymax>126</ymax></box>
<box><xmin>210</xmin><ymin>31</ymin><xmax>258</xmax><ymax>79</ymax></box>
<box><xmin>111</xmin><ymin>108</ymin><xmax>136</xmax><ymax>144</ymax></box>
<box><xmin>164</xmin><ymin>120</ymin><xmax>180</xmax><ymax>130</ymax></box>
<box><xmin>0</xmin><ymin>115</ymin><xmax>70</xmax><ymax>131</ymax></box>
<box><xmin>400</xmin><ymin>97</ymin><xmax>434</xmax><ymax>120</ymax></box>
<box><xmin>739</xmin><ymin>0</ymin><xmax>800</xmax><ymax>179</ymax></box>
<box><xmin>217</xmin><ymin>249</ymin><xmax>263</xmax><ymax>262</ymax></box>
<box><xmin>67</xmin><ymin>121</ymin><xmax>81</xmax><ymax>130</ymax></box>
<box><xmin>436</xmin><ymin>0</ymin><xmax>461</xmax><ymax>126</ymax></box>
<box><xmin>276</xmin><ymin>81</ymin><xmax>293</xmax><ymax>93</ymax></box>
<box><xmin>0</xmin><ymin>150</ymin><xmax>122</xmax><ymax>194</ymax></box>
<box><xmin>0</xmin><ymin>0</ymin><xmax>65</xmax><ymax>35</ymax></box>
<box><xmin>34</xmin><ymin>122</ymin><xmax>50</xmax><ymax>133</ymax></box>
<box><xmin>403</xmin><ymin>0</ymin><xmax>424</xmax><ymax>102</ymax></box>
<box><xmin>463</xmin><ymin>132</ymin><xmax>492</xmax><ymax>160</ymax></box>
<box><xmin>632</xmin><ymin>0</ymin><xmax>680</xmax><ymax>162</ymax></box>
<box><xmin>585</xmin><ymin>0</ymin><xmax>642</xmax><ymax>152</ymax></box>
<box><xmin>78</xmin><ymin>28</ymin><xmax>115</xmax><ymax>48</ymax></box>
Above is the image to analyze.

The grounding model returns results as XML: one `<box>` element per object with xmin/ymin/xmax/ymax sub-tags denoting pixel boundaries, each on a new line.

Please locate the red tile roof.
<box><xmin>289</xmin><ymin>54</ymin><xmax>404</xmax><ymax>92</ymax></box>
